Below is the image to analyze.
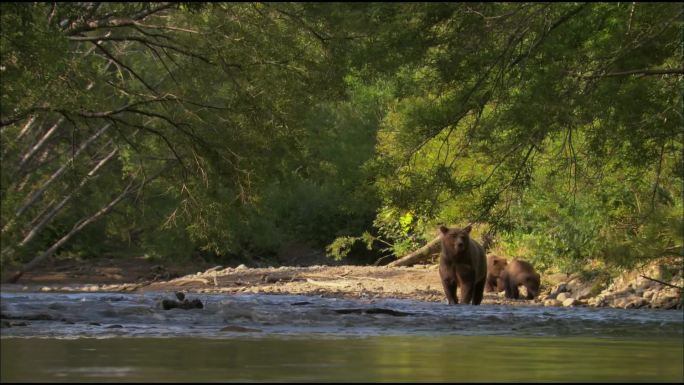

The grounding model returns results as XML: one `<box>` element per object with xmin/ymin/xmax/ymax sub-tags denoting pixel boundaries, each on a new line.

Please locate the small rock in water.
<box><xmin>175</xmin><ymin>292</ymin><xmax>185</xmax><ymax>301</ymax></box>
<box><xmin>220</xmin><ymin>325</ymin><xmax>262</xmax><ymax>333</ymax></box>
<box><xmin>161</xmin><ymin>299</ymin><xmax>177</xmax><ymax>310</ymax></box>
<box><xmin>544</xmin><ymin>299</ymin><xmax>562</xmax><ymax>307</ymax></box>
<box><xmin>333</xmin><ymin>308</ymin><xmax>413</xmax><ymax>317</ymax></box>
<box><xmin>291</xmin><ymin>301</ymin><xmax>311</xmax><ymax>306</ymax></box>
<box><xmin>161</xmin><ymin>297</ymin><xmax>203</xmax><ymax>310</ymax></box>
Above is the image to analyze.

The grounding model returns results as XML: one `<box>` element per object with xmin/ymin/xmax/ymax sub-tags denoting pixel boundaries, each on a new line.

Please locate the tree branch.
<box><xmin>92</xmin><ymin>40</ymin><xmax>159</xmax><ymax>94</ymax></box>
<box><xmin>65</xmin><ymin>3</ymin><xmax>176</xmax><ymax>35</ymax></box>
<box><xmin>580</xmin><ymin>68</ymin><xmax>684</xmax><ymax>78</ymax></box>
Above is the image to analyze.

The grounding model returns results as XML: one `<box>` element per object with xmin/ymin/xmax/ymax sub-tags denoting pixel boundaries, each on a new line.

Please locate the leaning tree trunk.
<box><xmin>7</xmin><ymin>177</ymin><xmax>135</xmax><ymax>284</ymax></box>
<box><xmin>12</xmin><ymin>123</ymin><xmax>111</xmax><ymax>219</ymax></box>
<box><xmin>387</xmin><ymin>236</ymin><xmax>442</xmax><ymax>267</ymax></box>
<box><xmin>14</xmin><ymin>117</ymin><xmax>62</xmax><ymax>176</ymax></box>
<box><xmin>16</xmin><ymin>147</ymin><xmax>119</xmax><ymax>250</ymax></box>
<box><xmin>7</xmin><ymin>165</ymin><xmax>168</xmax><ymax>283</ymax></box>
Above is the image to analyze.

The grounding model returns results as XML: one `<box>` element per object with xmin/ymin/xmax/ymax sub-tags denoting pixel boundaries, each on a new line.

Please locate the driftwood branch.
<box><xmin>387</xmin><ymin>236</ymin><xmax>441</xmax><ymax>267</ymax></box>
<box><xmin>640</xmin><ymin>275</ymin><xmax>683</xmax><ymax>290</ymax></box>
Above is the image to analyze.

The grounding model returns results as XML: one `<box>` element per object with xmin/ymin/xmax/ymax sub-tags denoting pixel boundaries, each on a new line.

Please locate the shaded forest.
<box><xmin>1</xmin><ymin>2</ymin><xmax>682</xmax><ymax>280</ymax></box>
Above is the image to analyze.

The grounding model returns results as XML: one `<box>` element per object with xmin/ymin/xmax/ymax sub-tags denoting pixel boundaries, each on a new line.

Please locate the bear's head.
<box><xmin>487</xmin><ymin>255</ymin><xmax>508</xmax><ymax>277</ymax></box>
<box><xmin>439</xmin><ymin>225</ymin><xmax>472</xmax><ymax>255</ymax></box>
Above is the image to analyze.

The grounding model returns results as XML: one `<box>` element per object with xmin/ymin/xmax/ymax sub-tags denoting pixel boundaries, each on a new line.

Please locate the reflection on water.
<box><xmin>1</xmin><ymin>292</ymin><xmax>683</xmax><ymax>381</ymax></box>
<box><xmin>1</xmin><ymin>336</ymin><xmax>682</xmax><ymax>382</ymax></box>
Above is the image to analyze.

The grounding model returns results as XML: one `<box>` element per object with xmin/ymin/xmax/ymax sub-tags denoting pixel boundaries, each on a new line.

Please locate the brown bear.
<box><xmin>485</xmin><ymin>254</ymin><xmax>508</xmax><ymax>293</ymax></box>
<box><xmin>438</xmin><ymin>225</ymin><xmax>487</xmax><ymax>305</ymax></box>
<box><xmin>500</xmin><ymin>259</ymin><xmax>541</xmax><ymax>300</ymax></box>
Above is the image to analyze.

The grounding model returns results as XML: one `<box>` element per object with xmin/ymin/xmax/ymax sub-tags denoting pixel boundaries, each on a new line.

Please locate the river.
<box><xmin>1</xmin><ymin>291</ymin><xmax>682</xmax><ymax>382</ymax></box>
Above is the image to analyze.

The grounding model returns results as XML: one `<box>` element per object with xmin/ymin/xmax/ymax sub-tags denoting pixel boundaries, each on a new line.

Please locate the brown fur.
<box><xmin>485</xmin><ymin>255</ymin><xmax>508</xmax><ymax>293</ymax></box>
<box><xmin>438</xmin><ymin>225</ymin><xmax>487</xmax><ymax>305</ymax></box>
<box><xmin>501</xmin><ymin>259</ymin><xmax>540</xmax><ymax>300</ymax></box>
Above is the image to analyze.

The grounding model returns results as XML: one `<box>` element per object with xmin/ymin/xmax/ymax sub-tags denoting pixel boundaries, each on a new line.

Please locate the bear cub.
<box><xmin>485</xmin><ymin>254</ymin><xmax>508</xmax><ymax>293</ymax></box>
<box><xmin>438</xmin><ymin>225</ymin><xmax>487</xmax><ymax>305</ymax></box>
<box><xmin>500</xmin><ymin>259</ymin><xmax>540</xmax><ymax>300</ymax></box>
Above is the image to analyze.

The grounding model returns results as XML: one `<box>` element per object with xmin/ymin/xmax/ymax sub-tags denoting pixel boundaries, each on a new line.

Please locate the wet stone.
<box><xmin>161</xmin><ymin>297</ymin><xmax>204</xmax><ymax>310</ymax></box>
<box><xmin>2</xmin><ymin>313</ymin><xmax>56</xmax><ymax>321</ymax></box>
<box><xmin>544</xmin><ymin>299</ymin><xmax>562</xmax><ymax>307</ymax></box>
<box><xmin>220</xmin><ymin>325</ymin><xmax>262</xmax><ymax>333</ymax></box>
<box><xmin>333</xmin><ymin>308</ymin><xmax>413</xmax><ymax>317</ymax></box>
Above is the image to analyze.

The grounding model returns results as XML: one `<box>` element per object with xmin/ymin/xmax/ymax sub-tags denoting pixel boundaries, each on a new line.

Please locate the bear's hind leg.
<box><xmin>511</xmin><ymin>285</ymin><xmax>520</xmax><ymax>299</ymax></box>
<box><xmin>484</xmin><ymin>277</ymin><xmax>495</xmax><ymax>293</ymax></box>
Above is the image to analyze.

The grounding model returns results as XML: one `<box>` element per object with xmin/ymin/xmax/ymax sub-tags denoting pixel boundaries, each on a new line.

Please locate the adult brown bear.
<box><xmin>500</xmin><ymin>259</ymin><xmax>541</xmax><ymax>300</ymax></box>
<box><xmin>485</xmin><ymin>255</ymin><xmax>508</xmax><ymax>293</ymax></box>
<box><xmin>438</xmin><ymin>225</ymin><xmax>487</xmax><ymax>305</ymax></box>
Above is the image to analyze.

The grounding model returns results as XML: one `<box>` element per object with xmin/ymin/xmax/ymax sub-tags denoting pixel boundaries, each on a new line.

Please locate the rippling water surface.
<box><xmin>1</xmin><ymin>291</ymin><xmax>682</xmax><ymax>381</ymax></box>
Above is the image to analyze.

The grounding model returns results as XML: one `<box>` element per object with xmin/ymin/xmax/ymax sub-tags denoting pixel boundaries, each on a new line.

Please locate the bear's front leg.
<box><xmin>439</xmin><ymin>266</ymin><xmax>458</xmax><ymax>305</ymax></box>
<box><xmin>440</xmin><ymin>275</ymin><xmax>458</xmax><ymax>304</ymax></box>
<box><xmin>472</xmin><ymin>278</ymin><xmax>485</xmax><ymax>305</ymax></box>
<box><xmin>459</xmin><ymin>280</ymin><xmax>474</xmax><ymax>304</ymax></box>
<box><xmin>442</xmin><ymin>278</ymin><xmax>458</xmax><ymax>304</ymax></box>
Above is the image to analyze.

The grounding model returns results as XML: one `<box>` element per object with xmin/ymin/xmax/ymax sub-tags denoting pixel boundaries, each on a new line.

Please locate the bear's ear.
<box><xmin>463</xmin><ymin>225</ymin><xmax>472</xmax><ymax>234</ymax></box>
<box><xmin>439</xmin><ymin>226</ymin><xmax>450</xmax><ymax>235</ymax></box>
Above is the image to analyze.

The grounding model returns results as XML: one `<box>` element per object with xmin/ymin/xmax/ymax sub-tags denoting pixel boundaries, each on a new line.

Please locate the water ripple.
<box><xmin>1</xmin><ymin>292</ymin><xmax>681</xmax><ymax>338</ymax></box>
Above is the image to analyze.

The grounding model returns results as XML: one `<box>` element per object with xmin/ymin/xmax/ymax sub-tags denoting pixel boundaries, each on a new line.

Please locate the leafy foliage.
<box><xmin>1</xmin><ymin>3</ymin><xmax>681</xmax><ymax>276</ymax></box>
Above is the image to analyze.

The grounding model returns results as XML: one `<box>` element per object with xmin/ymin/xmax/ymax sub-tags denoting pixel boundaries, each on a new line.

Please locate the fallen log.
<box><xmin>387</xmin><ymin>236</ymin><xmax>441</xmax><ymax>267</ymax></box>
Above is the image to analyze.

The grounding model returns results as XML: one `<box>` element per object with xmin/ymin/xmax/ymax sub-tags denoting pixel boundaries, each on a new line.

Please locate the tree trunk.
<box><xmin>12</xmin><ymin>123</ymin><xmax>111</xmax><ymax>219</ymax></box>
<box><xmin>7</xmin><ymin>177</ymin><xmax>135</xmax><ymax>284</ymax></box>
<box><xmin>14</xmin><ymin>117</ymin><xmax>63</xmax><ymax>175</ymax></box>
<box><xmin>387</xmin><ymin>236</ymin><xmax>442</xmax><ymax>267</ymax></box>
<box><xmin>17</xmin><ymin>147</ymin><xmax>118</xmax><ymax>249</ymax></box>
<box><xmin>7</xmin><ymin>166</ymin><xmax>167</xmax><ymax>283</ymax></box>
<box><xmin>15</xmin><ymin>116</ymin><xmax>37</xmax><ymax>141</ymax></box>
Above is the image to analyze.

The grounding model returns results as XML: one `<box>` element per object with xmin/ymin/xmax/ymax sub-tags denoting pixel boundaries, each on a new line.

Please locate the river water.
<box><xmin>1</xmin><ymin>291</ymin><xmax>682</xmax><ymax>382</ymax></box>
